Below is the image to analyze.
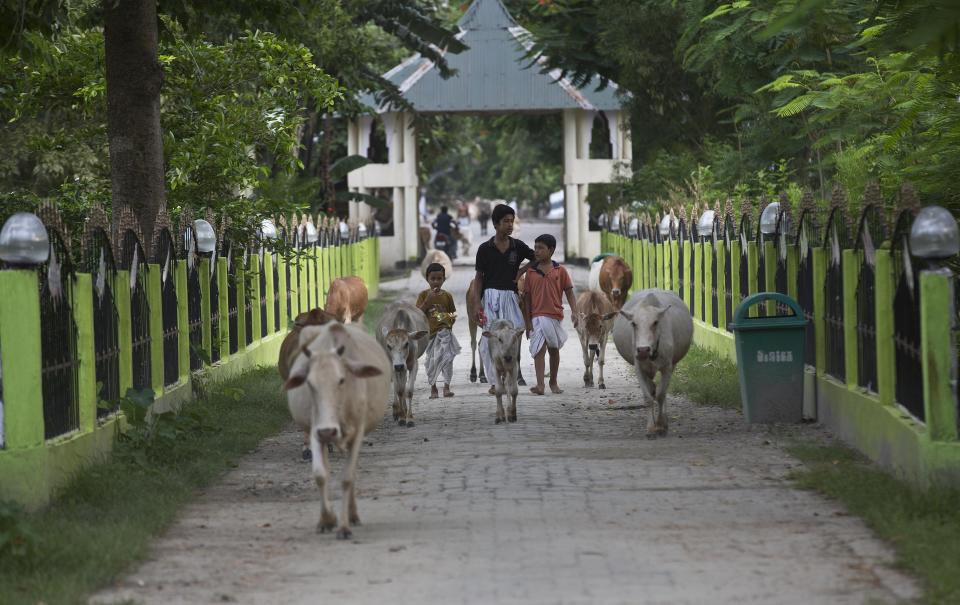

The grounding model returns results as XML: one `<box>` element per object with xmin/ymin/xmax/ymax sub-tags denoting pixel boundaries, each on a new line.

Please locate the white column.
<box><xmin>392</xmin><ymin>186</ymin><xmax>405</xmax><ymax>261</ymax></box>
<box><xmin>404</xmin><ymin>186</ymin><xmax>418</xmax><ymax>261</ymax></box>
<box><xmin>577</xmin><ymin>110</ymin><xmax>593</xmax><ymax>159</ymax></box>
<box><xmin>578</xmin><ymin>183</ymin><xmax>590</xmax><ymax>258</ymax></box>
<box><xmin>563</xmin><ymin>109</ymin><xmax>581</xmax><ymax>261</ymax></box>
<box><xmin>402</xmin><ymin>113</ymin><xmax>419</xmax><ymax>262</ymax></box>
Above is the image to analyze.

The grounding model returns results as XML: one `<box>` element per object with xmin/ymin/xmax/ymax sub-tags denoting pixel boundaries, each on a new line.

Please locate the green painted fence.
<box><xmin>603</xmin><ymin>195</ymin><xmax>960</xmax><ymax>487</ymax></box>
<box><xmin>0</xmin><ymin>208</ymin><xmax>380</xmax><ymax>509</ymax></box>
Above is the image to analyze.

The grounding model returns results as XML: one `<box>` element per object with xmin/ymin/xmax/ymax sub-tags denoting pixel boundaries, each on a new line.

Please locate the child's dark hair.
<box><xmin>491</xmin><ymin>203</ymin><xmax>515</xmax><ymax>226</ymax></box>
<box><xmin>535</xmin><ymin>233</ymin><xmax>557</xmax><ymax>251</ymax></box>
<box><xmin>425</xmin><ymin>262</ymin><xmax>445</xmax><ymax>277</ymax></box>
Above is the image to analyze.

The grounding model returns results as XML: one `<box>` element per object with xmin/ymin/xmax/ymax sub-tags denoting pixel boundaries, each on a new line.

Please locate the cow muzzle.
<box><xmin>611</xmin><ymin>288</ymin><xmax>621</xmax><ymax>296</ymax></box>
<box><xmin>502</xmin><ymin>355</ymin><xmax>513</xmax><ymax>363</ymax></box>
<box><xmin>635</xmin><ymin>346</ymin><xmax>652</xmax><ymax>361</ymax></box>
<box><xmin>393</xmin><ymin>364</ymin><xmax>405</xmax><ymax>372</ymax></box>
<box><xmin>316</xmin><ymin>427</ymin><xmax>339</xmax><ymax>444</ymax></box>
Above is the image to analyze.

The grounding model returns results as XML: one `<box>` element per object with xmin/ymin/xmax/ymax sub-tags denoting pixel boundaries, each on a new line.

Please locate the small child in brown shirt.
<box><xmin>416</xmin><ymin>263</ymin><xmax>461</xmax><ymax>398</ymax></box>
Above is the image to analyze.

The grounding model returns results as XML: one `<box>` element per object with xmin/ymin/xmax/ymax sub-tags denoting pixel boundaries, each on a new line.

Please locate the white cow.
<box><xmin>376</xmin><ymin>301</ymin><xmax>429</xmax><ymax>427</ymax></box>
<box><xmin>482</xmin><ymin>319</ymin><xmax>525</xmax><ymax>424</ymax></box>
<box><xmin>612</xmin><ymin>289</ymin><xmax>693</xmax><ymax>438</ymax></box>
<box><xmin>284</xmin><ymin>322</ymin><xmax>390</xmax><ymax>539</ymax></box>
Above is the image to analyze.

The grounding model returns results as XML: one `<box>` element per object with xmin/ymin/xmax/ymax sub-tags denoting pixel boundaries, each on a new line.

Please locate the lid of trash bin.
<box><xmin>729</xmin><ymin>292</ymin><xmax>808</xmax><ymax>331</ymax></box>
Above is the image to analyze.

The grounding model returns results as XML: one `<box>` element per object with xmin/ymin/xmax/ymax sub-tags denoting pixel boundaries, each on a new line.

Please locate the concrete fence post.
<box><xmin>875</xmin><ymin>249</ymin><xmax>896</xmax><ymax>406</ymax></box>
<box><xmin>277</xmin><ymin>253</ymin><xmax>289</xmax><ymax>329</ymax></box>
<box><xmin>115</xmin><ymin>270</ymin><xmax>133</xmax><ymax>396</ymax></box>
<box><xmin>763</xmin><ymin>240</ymin><xmax>776</xmax><ymax>316</ymax></box>
<box><xmin>0</xmin><ymin>270</ymin><xmax>44</xmax><ymax>448</ymax></box>
<box><xmin>250</xmin><ymin>255</ymin><xmax>262</xmax><ymax>342</ymax></box>
<box><xmin>747</xmin><ymin>241</ymin><xmax>759</xmax><ymax>317</ymax></box>
<box><xmin>730</xmin><ymin>238</ymin><xmax>742</xmax><ymax>314</ymax></box>
<box><xmin>920</xmin><ymin>269</ymin><xmax>958</xmax><ymax>442</ymax></box>
<box><xmin>703</xmin><ymin>241</ymin><xmax>712</xmax><ymax>325</ymax></box>
<box><xmin>812</xmin><ymin>248</ymin><xmax>827</xmax><ymax>376</ymax></box>
<box><xmin>716</xmin><ymin>240</ymin><xmax>727</xmax><ymax>330</ymax></box>
<box><xmin>264</xmin><ymin>252</ymin><xmax>276</xmax><ymax>335</ymax></box>
<box><xmin>71</xmin><ymin>273</ymin><xmax>96</xmax><ymax>433</ymax></box>
<box><xmin>146</xmin><ymin>264</ymin><xmax>164</xmax><ymax>396</ymax></box>
<box><xmin>175</xmin><ymin>260</ymin><xmax>190</xmax><ymax>380</ymax></box>
<box><xmin>199</xmin><ymin>258</ymin><xmax>212</xmax><ymax>361</ymax></box>
<box><xmin>216</xmin><ymin>257</ymin><xmax>229</xmax><ymax>358</ymax></box>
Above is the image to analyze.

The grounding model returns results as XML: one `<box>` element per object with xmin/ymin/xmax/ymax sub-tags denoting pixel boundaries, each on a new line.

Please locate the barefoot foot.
<box><xmin>529</xmin><ymin>386</ymin><xmax>545</xmax><ymax>395</ymax></box>
<box><xmin>549</xmin><ymin>383</ymin><xmax>563</xmax><ymax>394</ymax></box>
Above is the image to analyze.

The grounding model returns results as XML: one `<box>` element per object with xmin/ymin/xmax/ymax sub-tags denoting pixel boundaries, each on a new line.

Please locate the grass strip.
<box><xmin>671</xmin><ymin>344</ymin><xmax>742</xmax><ymax>410</ymax></box>
<box><xmin>788</xmin><ymin>443</ymin><xmax>960</xmax><ymax>604</ymax></box>
<box><xmin>0</xmin><ymin>367</ymin><xmax>289</xmax><ymax>605</ymax></box>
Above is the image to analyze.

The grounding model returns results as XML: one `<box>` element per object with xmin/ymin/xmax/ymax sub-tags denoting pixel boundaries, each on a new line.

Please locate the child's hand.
<box><xmin>475</xmin><ymin>309</ymin><xmax>487</xmax><ymax>326</ymax></box>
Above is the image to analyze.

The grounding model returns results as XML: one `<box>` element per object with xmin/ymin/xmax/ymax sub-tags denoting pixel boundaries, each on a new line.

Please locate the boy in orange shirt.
<box><xmin>522</xmin><ymin>234</ymin><xmax>577</xmax><ymax>395</ymax></box>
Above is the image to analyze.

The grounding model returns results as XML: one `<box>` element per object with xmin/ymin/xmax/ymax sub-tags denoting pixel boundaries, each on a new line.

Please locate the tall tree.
<box><xmin>103</xmin><ymin>0</ymin><xmax>165</xmax><ymax>249</ymax></box>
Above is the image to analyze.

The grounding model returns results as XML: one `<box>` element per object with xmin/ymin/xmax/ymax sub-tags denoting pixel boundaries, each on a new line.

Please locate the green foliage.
<box><xmin>0</xmin><ymin>500</ymin><xmax>36</xmax><ymax>563</ymax></box>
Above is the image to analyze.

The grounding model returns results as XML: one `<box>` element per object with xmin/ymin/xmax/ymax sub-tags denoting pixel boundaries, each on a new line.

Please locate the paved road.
<box><xmin>94</xmin><ymin>220</ymin><xmax>917</xmax><ymax>605</ymax></box>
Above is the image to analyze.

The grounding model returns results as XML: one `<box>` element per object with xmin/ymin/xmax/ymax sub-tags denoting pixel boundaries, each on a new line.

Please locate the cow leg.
<box><xmin>338</xmin><ymin>428</ymin><xmax>366</xmax><ymax>540</ymax></box>
<box><xmin>405</xmin><ymin>362</ymin><xmax>418</xmax><ymax>427</ymax></box>
<box><xmin>469</xmin><ymin>321</ymin><xmax>478</xmax><ymax>383</ymax></box>
<box><xmin>311</xmin><ymin>430</ymin><xmax>337</xmax><ymax>533</ymax></box>
<box><xmin>635</xmin><ymin>368</ymin><xmax>660</xmax><ymax>438</ymax></box>
<box><xmin>507</xmin><ymin>370</ymin><xmax>519</xmax><ymax>423</ymax></box>
<box><xmin>392</xmin><ymin>383</ymin><xmax>402</xmax><ymax>422</ymax></box>
<box><xmin>494</xmin><ymin>371</ymin><xmax>506</xmax><ymax>424</ymax></box>
<box><xmin>654</xmin><ymin>366</ymin><xmax>674</xmax><ymax>436</ymax></box>
<box><xmin>597</xmin><ymin>338</ymin><xmax>607</xmax><ymax>390</ymax></box>
<box><xmin>581</xmin><ymin>340</ymin><xmax>593</xmax><ymax>387</ymax></box>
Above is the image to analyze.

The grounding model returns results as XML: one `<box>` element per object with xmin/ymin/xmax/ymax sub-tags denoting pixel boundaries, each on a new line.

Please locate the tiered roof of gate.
<box><xmin>362</xmin><ymin>0</ymin><xmax>623</xmax><ymax>113</ymax></box>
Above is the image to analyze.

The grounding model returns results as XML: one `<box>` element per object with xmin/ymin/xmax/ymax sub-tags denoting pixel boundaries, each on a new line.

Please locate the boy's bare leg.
<box><xmin>548</xmin><ymin>347</ymin><xmax>563</xmax><ymax>393</ymax></box>
<box><xmin>530</xmin><ymin>346</ymin><xmax>546</xmax><ymax>395</ymax></box>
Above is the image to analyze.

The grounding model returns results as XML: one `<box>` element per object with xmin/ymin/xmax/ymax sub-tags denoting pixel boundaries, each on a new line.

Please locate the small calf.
<box><xmin>376</xmin><ymin>301</ymin><xmax>430</xmax><ymax>427</ymax></box>
<box><xmin>575</xmin><ymin>290</ymin><xmax>617</xmax><ymax>389</ymax></box>
<box><xmin>482</xmin><ymin>319</ymin><xmax>525</xmax><ymax>424</ymax></box>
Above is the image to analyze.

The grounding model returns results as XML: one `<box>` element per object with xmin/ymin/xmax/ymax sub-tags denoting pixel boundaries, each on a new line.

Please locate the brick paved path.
<box><xmin>94</xmin><ymin>243</ymin><xmax>918</xmax><ymax>605</ymax></box>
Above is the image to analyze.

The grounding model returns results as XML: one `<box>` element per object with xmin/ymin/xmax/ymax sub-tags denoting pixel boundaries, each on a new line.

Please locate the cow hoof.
<box><xmin>336</xmin><ymin>527</ymin><xmax>353</xmax><ymax>540</ymax></box>
<box><xmin>517</xmin><ymin>377</ymin><xmax>527</xmax><ymax>386</ymax></box>
<box><xmin>645</xmin><ymin>432</ymin><xmax>659</xmax><ymax>440</ymax></box>
<box><xmin>406</xmin><ymin>421</ymin><xmax>415</xmax><ymax>428</ymax></box>
<box><xmin>469</xmin><ymin>371</ymin><xmax>477</xmax><ymax>383</ymax></box>
<box><xmin>398</xmin><ymin>419</ymin><xmax>407</xmax><ymax>427</ymax></box>
<box><xmin>495</xmin><ymin>417</ymin><xmax>503</xmax><ymax>425</ymax></box>
<box><xmin>317</xmin><ymin>514</ymin><xmax>338</xmax><ymax>533</ymax></box>
<box><xmin>350</xmin><ymin>515</ymin><xmax>361</xmax><ymax>525</ymax></box>
<box><xmin>599</xmin><ymin>383</ymin><xmax>606</xmax><ymax>390</ymax></box>
<box><xmin>507</xmin><ymin>415</ymin><xmax>517</xmax><ymax>423</ymax></box>
<box><xmin>480</xmin><ymin>376</ymin><xmax>488</xmax><ymax>384</ymax></box>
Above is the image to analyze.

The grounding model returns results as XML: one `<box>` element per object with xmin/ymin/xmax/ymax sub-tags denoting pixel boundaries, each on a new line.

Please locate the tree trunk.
<box><xmin>103</xmin><ymin>0</ymin><xmax>165</xmax><ymax>256</ymax></box>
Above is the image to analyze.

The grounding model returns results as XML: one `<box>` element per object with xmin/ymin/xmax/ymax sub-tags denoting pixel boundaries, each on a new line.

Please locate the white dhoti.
<box><xmin>478</xmin><ymin>288</ymin><xmax>525</xmax><ymax>388</ymax></box>
<box><xmin>529</xmin><ymin>315</ymin><xmax>567</xmax><ymax>356</ymax></box>
<box><xmin>425</xmin><ymin>328</ymin><xmax>461</xmax><ymax>386</ymax></box>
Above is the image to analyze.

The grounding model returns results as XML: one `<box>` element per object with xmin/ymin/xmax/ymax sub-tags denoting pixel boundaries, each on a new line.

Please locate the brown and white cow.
<box><xmin>482</xmin><ymin>318</ymin><xmax>525</xmax><ymax>424</ymax></box>
<box><xmin>589</xmin><ymin>255</ymin><xmax>634</xmax><ymax>310</ymax></box>
<box><xmin>284</xmin><ymin>322</ymin><xmax>390</xmax><ymax>539</ymax></box>
<box><xmin>376</xmin><ymin>301</ymin><xmax>429</xmax><ymax>427</ymax></box>
<box><xmin>325</xmin><ymin>276</ymin><xmax>368</xmax><ymax>324</ymax></box>
<box><xmin>575</xmin><ymin>290</ymin><xmax>617</xmax><ymax>389</ymax></box>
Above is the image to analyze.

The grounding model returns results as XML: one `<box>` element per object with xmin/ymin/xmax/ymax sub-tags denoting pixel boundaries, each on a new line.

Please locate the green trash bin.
<box><xmin>729</xmin><ymin>292</ymin><xmax>807</xmax><ymax>424</ymax></box>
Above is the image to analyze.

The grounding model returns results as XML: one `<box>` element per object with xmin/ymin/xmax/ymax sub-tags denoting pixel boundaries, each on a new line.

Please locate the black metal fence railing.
<box><xmin>273</xmin><ymin>252</ymin><xmax>281</xmax><ymax>332</ymax></box>
<box><xmin>243</xmin><ymin>251</ymin><xmax>254</xmax><ymax>347</ymax></box>
<box><xmin>892</xmin><ymin>212</ymin><xmax>924</xmax><ymax>421</ymax></box>
<box><xmin>227</xmin><ymin>245</ymin><xmax>239</xmax><ymax>355</ymax></box>
<box><xmin>157</xmin><ymin>230</ymin><xmax>180</xmax><ymax>387</ymax></box>
<box><xmin>259</xmin><ymin>251</ymin><xmax>268</xmax><ymax>338</ymax></box>
<box><xmin>796</xmin><ymin>211</ymin><xmax>818</xmax><ymax>366</ymax></box>
<box><xmin>823</xmin><ymin>208</ymin><xmax>847</xmax><ymax>382</ymax></box>
<box><xmin>85</xmin><ymin>228</ymin><xmax>120</xmax><ymax>417</ymax></box>
<box><xmin>856</xmin><ymin>206</ymin><xmax>885</xmax><ymax>393</ymax></box>
<box><xmin>39</xmin><ymin>228</ymin><xmax>79</xmax><ymax>439</ymax></box>
<box><xmin>724</xmin><ymin>217</ymin><xmax>735</xmax><ymax>331</ymax></box>
<box><xmin>124</xmin><ymin>232</ymin><xmax>152</xmax><ymax>392</ymax></box>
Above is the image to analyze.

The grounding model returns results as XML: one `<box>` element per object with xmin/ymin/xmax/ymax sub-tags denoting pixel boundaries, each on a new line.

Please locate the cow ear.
<box><xmin>298</xmin><ymin>325</ymin><xmax>324</xmax><ymax>347</ymax></box>
<box><xmin>346</xmin><ymin>362</ymin><xmax>383</xmax><ymax>378</ymax></box>
<box><xmin>380</xmin><ymin>325</ymin><xmax>390</xmax><ymax>339</ymax></box>
<box><xmin>619</xmin><ymin>310</ymin><xmax>633</xmax><ymax>321</ymax></box>
<box><xmin>656</xmin><ymin>305</ymin><xmax>671</xmax><ymax>318</ymax></box>
<box><xmin>481</xmin><ymin>331</ymin><xmax>492</xmax><ymax>338</ymax></box>
<box><xmin>284</xmin><ymin>360</ymin><xmax>309</xmax><ymax>390</ymax></box>
<box><xmin>410</xmin><ymin>330</ymin><xmax>429</xmax><ymax>341</ymax></box>
<box><xmin>602</xmin><ymin>312</ymin><xmax>617</xmax><ymax>321</ymax></box>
